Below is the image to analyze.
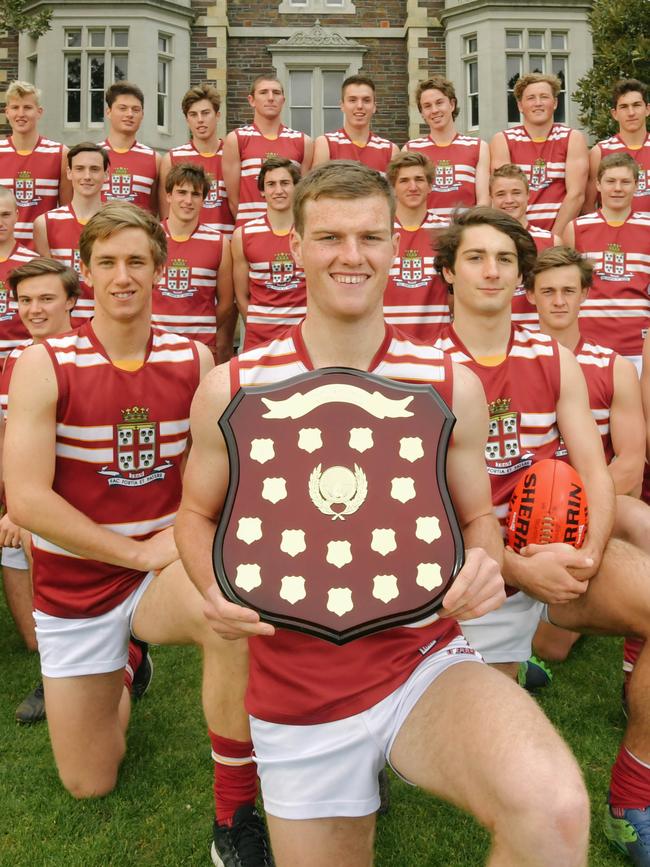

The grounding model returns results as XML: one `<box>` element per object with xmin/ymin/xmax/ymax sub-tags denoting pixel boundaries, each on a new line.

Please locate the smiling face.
<box><xmin>419</xmin><ymin>88</ymin><xmax>456</xmax><ymax>132</ymax></box>
<box><xmin>527</xmin><ymin>264</ymin><xmax>587</xmax><ymax>333</ymax></box>
<box><xmin>490</xmin><ymin>176</ymin><xmax>529</xmax><ymax>223</ymax></box>
<box><xmin>5</xmin><ymin>95</ymin><xmax>43</xmax><ymax>138</ymax></box>
<box><xmin>166</xmin><ymin>181</ymin><xmax>205</xmax><ymax>225</ymax></box>
<box><xmin>341</xmin><ymin>84</ymin><xmax>376</xmax><ymax>131</ymax></box>
<box><xmin>67</xmin><ymin>150</ymin><xmax>108</xmax><ymax>199</ymax></box>
<box><xmin>517</xmin><ymin>82</ymin><xmax>557</xmax><ymax>126</ymax></box>
<box><xmin>290</xmin><ymin>194</ymin><xmax>397</xmax><ymax>322</ymax></box>
<box><xmin>597</xmin><ymin>165</ymin><xmax>637</xmax><ymax>211</ymax></box>
<box><xmin>261</xmin><ymin>167</ymin><xmax>295</xmax><ymax>213</ymax></box>
<box><xmin>16</xmin><ymin>273</ymin><xmax>75</xmax><ymax>340</ymax></box>
<box><xmin>185</xmin><ymin>98</ymin><xmax>219</xmax><ymax>144</ymax></box>
<box><xmin>106</xmin><ymin>94</ymin><xmax>144</xmax><ymax>136</ymax></box>
<box><xmin>393</xmin><ymin>165</ymin><xmax>430</xmax><ymax>212</ymax></box>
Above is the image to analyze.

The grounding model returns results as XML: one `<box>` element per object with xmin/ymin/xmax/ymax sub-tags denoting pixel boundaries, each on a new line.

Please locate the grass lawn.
<box><xmin>0</xmin><ymin>594</ymin><xmax>630</xmax><ymax>866</ymax></box>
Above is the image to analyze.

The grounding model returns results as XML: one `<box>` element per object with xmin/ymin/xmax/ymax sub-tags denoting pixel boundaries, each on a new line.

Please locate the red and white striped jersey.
<box><xmin>324</xmin><ymin>129</ymin><xmax>395</xmax><ymax>173</ymax></box>
<box><xmin>0</xmin><ymin>244</ymin><xmax>33</xmax><ymax>358</ymax></box>
<box><xmin>168</xmin><ymin>141</ymin><xmax>235</xmax><ymax>235</ymax></box>
<box><xmin>436</xmin><ymin>325</ymin><xmax>562</xmax><ymax>534</ymax></box>
<box><xmin>43</xmin><ymin>204</ymin><xmax>93</xmax><ymax>325</ymax></box>
<box><xmin>233</xmin><ymin>124</ymin><xmax>306</xmax><ymax>226</ymax></box>
<box><xmin>0</xmin><ymin>340</ymin><xmax>29</xmax><ymax>417</ymax></box>
<box><xmin>240</xmin><ymin>215</ymin><xmax>306</xmax><ymax>351</ymax></box>
<box><xmin>503</xmin><ymin>124</ymin><xmax>572</xmax><ymax>230</ymax></box>
<box><xmin>32</xmin><ymin>322</ymin><xmax>200</xmax><ymax>618</ymax></box>
<box><xmin>511</xmin><ymin>225</ymin><xmax>555</xmax><ymax>331</ymax></box>
<box><xmin>154</xmin><ymin>221</ymin><xmax>224</xmax><ymax>352</ymax></box>
<box><xmin>596</xmin><ymin>133</ymin><xmax>650</xmax><ymax>210</ymax></box>
<box><xmin>233</xmin><ymin>322</ymin><xmax>461</xmax><ymax>725</ymax></box>
<box><xmin>98</xmin><ymin>140</ymin><xmax>157</xmax><ymax>212</ymax></box>
<box><xmin>404</xmin><ymin>134</ymin><xmax>483</xmax><ymax>219</ymax></box>
<box><xmin>573</xmin><ymin>337</ymin><xmax>615</xmax><ymax>462</ymax></box>
<box><xmin>384</xmin><ymin>214</ymin><xmax>450</xmax><ymax>341</ymax></box>
<box><xmin>571</xmin><ymin>210</ymin><xmax>650</xmax><ymax>359</ymax></box>
<box><xmin>0</xmin><ymin>136</ymin><xmax>63</xmax><ymax>245</ymax></box>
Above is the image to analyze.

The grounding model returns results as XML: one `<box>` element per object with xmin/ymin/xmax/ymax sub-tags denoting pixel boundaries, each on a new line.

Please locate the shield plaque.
<box><xmin>213</xmin><ymin>368</ymin><xmax>464</xmax><ymax>644</ymax></box>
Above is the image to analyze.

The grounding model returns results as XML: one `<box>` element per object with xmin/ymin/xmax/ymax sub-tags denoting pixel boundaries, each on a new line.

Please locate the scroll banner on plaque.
<box><xmin>213</xmin><ymin>367</ymin><xmax>464</xmax><ymax>645</ymax></box>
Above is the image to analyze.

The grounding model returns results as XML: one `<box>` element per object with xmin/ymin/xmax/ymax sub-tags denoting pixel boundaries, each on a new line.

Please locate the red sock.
<box><xmin>624</xmin><ymin>637</ymin><xmax>644</xmax><ymax>674</ymax></box>
<box><xmin>610</xmin><ymin>746</ymin><xmax>650</xmax><ymax>810</ymax></box>
<box><xmin>123</xmin><ymin>640</ymin><xmax>143</xmax><ymax>693</ymax></box>
<box><xmin>209</xmin><ymin>731</ymin><xmax>258</xmax><ymax>826</ymax></box>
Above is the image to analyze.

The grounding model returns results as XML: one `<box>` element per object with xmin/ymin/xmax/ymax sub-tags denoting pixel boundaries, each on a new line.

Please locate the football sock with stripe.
<box><xmin>209</xmin><ymin>731</ymin><xmax>258</xmax><ymax>827</ymax></box>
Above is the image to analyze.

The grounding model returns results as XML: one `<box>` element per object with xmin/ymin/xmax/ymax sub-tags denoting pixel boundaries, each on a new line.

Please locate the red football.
<box><xmin>505</xmin><ymin>459</ymin><xmax>589</xmax><ymax>553</ymax></box>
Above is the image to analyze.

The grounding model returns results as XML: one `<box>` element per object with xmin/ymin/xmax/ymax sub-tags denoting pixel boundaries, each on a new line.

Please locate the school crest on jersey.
<box><xmin>598</xmin><ymin>243</ymin><xmax>631</xmax><ymax>282</ymax></box>
<box><xmin>98</xmin><ymin>406</ymin><xmax>173</xmax><ymax>487</ymax></box>
<box><xmin>72</xmin><ymin>249</ymin><xmax>81</xmax><ymax>275</ymax></box>
<box><xmin>110</xmin><ymin>167</ymin><xmax>134</xmax><ymax>200</ymax></box>
<box><xmin>162</xmin><ymin>258</ymin><xmax>194</xmax><ymax>298</ymax></box>
<box><xmin>485</xmin><ymin>398</ymin><xmax>533</xmax><ymax>474</ymax></box>
<box><xmin>266</xmin><ymin>252</ymin><xmax>299</xmax><ymax>291</ymax></box>
<box><xmin>15</xmin><ymin>170</ymin><xmax>35</xmax><ymax>203</ymax></box>
<box><xmin>0</xmin><ymin>281</ymin><xmax>12</xmax><ymax>320</ymax></box>
<box><xmin>213</xmin><ymin>367</ymin><xmax>464</xmax><ymax>644</ymax></box>
<box><xmin>395</xmin><ymin>249</ymin><xmax>429</xmax><ymax>289</ymax></box>
<box><xmin>530</xmin><ymin>158</ymin><xmax>549</xmax><ymax>191</ymax></box>
<box><xmin>432</xmin><ymin>160</ymin><xmax>459</xmax><ymax>192</ymax></box>
<box><xmin>637</xmin><ymin>169</ymin><xmax>648</xmax><ymax>194</ymax></box>
<box><xmin>204</xmin><ymin>177</ymin><xmax>222</xmax><ymax>208</ymax></box>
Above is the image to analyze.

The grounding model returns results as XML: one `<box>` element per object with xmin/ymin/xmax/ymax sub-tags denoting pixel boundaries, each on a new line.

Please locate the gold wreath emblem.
<box><xmin>308</xmin><ymin>463</ymin><xmax>367</xmax><ymax>521</ymax></box>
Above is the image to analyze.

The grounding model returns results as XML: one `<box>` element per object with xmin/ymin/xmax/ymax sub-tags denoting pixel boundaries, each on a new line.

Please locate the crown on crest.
<box><xmin>121</xmin><ymin>406</ymin><xmax>150</xmax><ymax>424</ymax></box>
<box><xmin>171</xmin><ymin>258</ymin><xmax>188</xmax><ymax>268</ymax></box>
<box><xmin>17</xmin><ymin>170</ymin><xmax>32</xmax><ymax>180</ymax></box>
<box><xmin>607</xmin><ymin>243</ymin><xmax>622</xmax><ymax>254</ymax></box>
<box><xmin>274</xmin><ymin>252</ymin><xmax>292</xmax><ymax>263</ymax></box>
<box><xmin>488</xmin><ymin>397</ymin><xmax>512</xmax><ymax>417</ymax></box>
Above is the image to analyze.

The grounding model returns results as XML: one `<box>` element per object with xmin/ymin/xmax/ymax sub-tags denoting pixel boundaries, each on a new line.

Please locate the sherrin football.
<box><xmin>505</xmin><ymin>459</ymin><xmax>589</xmax><ymax>553</ymax></box>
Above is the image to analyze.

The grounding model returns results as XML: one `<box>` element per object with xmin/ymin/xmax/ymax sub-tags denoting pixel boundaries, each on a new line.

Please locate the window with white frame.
<box><xmin>157</xmin><ymin>33</ymin><xmax>172</xmax><ymax>130</ymax></box>
<box><xmin>505</xmin><ymin>28</ymin><xmax>569</xmax><ymax>124</ymax></box>
<box><xmin>463</xmin><ymin>34</ymin><xmax>479</xmax><ymax>129</ymax></box>
<box><xmin>288</xmin><ymin>68</ymin><xmax>344</xmax><ymax>136</ymax></box>
<box><xmin>278</xmin><ymin>0</ymin><xmax>355</xmax><ymax>13</ymax></box>
<box><xmin>63</xmin><ymin>27</ymin><xmax>128</xmax><ymax>126</ymax></box>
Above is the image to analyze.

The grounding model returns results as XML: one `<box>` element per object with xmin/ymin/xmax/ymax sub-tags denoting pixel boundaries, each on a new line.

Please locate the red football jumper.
<box><xmin>240</xmin><ymin>215</ymin><xmax>306</xmax><ymax>351</ymax></box>
<box><xmin>511</xmin><ymin>225</ymin><xmax>555</xmax><ymax>331</ymax></box>
<box><xmin>233</xmin><ymin>322</ymin><xmax>461</xmax><ymax>725</ymax></box>
<box><xmin>32</xmin><ymin>323</ymin><xmax>200</xmax><ymax>618</ymax></box>
<box><xmin>0</xmin><ymin>244</ymin><xmax>34</xmax><ymax>358</ymax></box>
<box><xmin>154</xmin><ymin>220</ymin><xmax>225</xmax><ymax>354</ymax></box>
<box><xmin>324</xmin><ymin>129</ymin><xmax>395</xmax><ymax>172</ymax></box>
<box><xmin>572</xmin><ymin>210</ymin><xmax>650</xmax><ymax>360</ymax></box>
<box><xmin>233</xmin><ymin>125</ymin><xmax>306</xmax><ymax>227</ymax></box>
<box><xmin>168</xmin><ymin>141</ymin><xmax>235</xmax><ymax>236</ymax></box>
<box><xmin>98</xmin><ymin>140</ymin><xmax>157</xmax><ymax>213</ymax></box>
<box><xmin>502</xmin><ymin>124</ymin><xmax>572</xmax><ymax>231</ymax></box>
<box><xmin>0</xmin><ymin>340</ymin><xmax>30</xmax><ymax>417</ymax></box>
<box><xmin>43</xmin><ymin>204</ymin><xmax>93</xmax><ymax>326</ymax></box>
<box><xmin>596</xmin><ymin>133</ymin><xmax>650</xmax><ymax>212</ymax></box>
<box><xmin>0</xmin><ymin>136</ymin><xmax>64</xmax><ymax>246</ymax></box>
<box><xmin>573</xmin><ymin>338</ymin><xmax>616</xmax><ymax>463</ymax></box>
<box><xmin>384</xmin><ymin>215</ymin><xmax>451</xmax><ymax>341</ymax></box>
<box><xmin>404</xmin><ymin>134</ymin><xmax>483</xmax><ymax>219</ymax></box>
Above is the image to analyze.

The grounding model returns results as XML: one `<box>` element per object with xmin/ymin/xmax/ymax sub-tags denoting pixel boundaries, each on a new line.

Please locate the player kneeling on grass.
<box><xmin>176</xmin><ymin>161</ymin><xmax>590</xmax><ymax>867</ymax></box>
<box><xmin>434</xmin><ymin>207</ymin><xmax>650</xmax><ymax>866</ymax></box>
<box><xmin>3</xmin><ymin>204</ymin><xmax>273</xmax><ymax>867</ymax></box>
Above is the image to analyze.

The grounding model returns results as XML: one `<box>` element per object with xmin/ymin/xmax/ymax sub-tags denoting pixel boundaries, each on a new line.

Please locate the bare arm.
<box><xmin>474</xmin><ymin>140</ymin><xmax>491</xmax><ymax>206</ymax></box>
<box><xmin>215</xmin><ymin>238</ymin><xmax>236</xmax><ymax>365</ymax></box>
<box><xmin>157</xmin><ymin>151</ymin><xmax>172</xmax><ymax>219</ymax></box>
<box><xmin>311</xmin><ymin>136</ymin><xmax>331</xmax><ymax>168</ymax></box>
<box><xmin>230</xmin><ymin>228</ymin><xmax>250</xmax><ymax>319</ymax></box>
<box><xmin>489</xmin><ymin>131</ymin><xmax>511</xmax><ymax>172</ymax></box>
<box><xmin>32</xmin><ymin>214</ymin><xmax>50</xmax><ymax>256</ymax></box>
<box><xmin>561</xmin><ymin>219</ymin><xmax>576</xmax><ymax>248</ymax></box>
<box><xmin>552</xmin><ymin>130</ymin><xmax>589</xmax><ymax>236</ymax></box>
<box><xmin>642</xmin><ymin>334</ymin><xmax>650</xmax><ymax>463</ymax></box>
<box><xmin>584</xmin><ymin>144</ymin><xmax>602</xmax><ymax>214</ymax></box>
<box><xmin>608</xmin><ymin>354</ymin><xmax>645</xmax><ymax>495</ymax></box>
<box><xmin>221</xmin><ymin>131</ymin><xmax>241</xmax><ymax>219</ymax></box>
<box><xmin>301</xmin><ymin>135</ymin><xmax>314</xmax><ymax>173</ymax></box>
<box><xmin>58</xmin><ymin>147</ymin><xmax>72</xmax><ymax>205</ymax></box>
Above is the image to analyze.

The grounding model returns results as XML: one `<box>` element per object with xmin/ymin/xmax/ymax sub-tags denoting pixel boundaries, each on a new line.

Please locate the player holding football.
<box><xmin>586</xmin><ymin>79</ymin><xmax>650</xmax><ymax>213</ymax></box>
<box><xmin>435</xmin><ymin>206</ymin><xmax>650</xmax><ymax>865</ymax></box>
<box><xmin>33</xmin><ymin>142</ymin><xmax>109</xmax><ymax>326</ymax></box>
<box><xmin>222</xmin><ymin>74</ymin><xmax>313</xmax><ymax>227</ymax></box>
<box><xmin>490</xmin><ymin>73</ymin><xmax>589</xmax><ymax>235</ymax></box>
<box><xmin>3</xmin><ymin>203</ymin><xmax>272</xmax><ymax>867</ymax></box>
<box><xmin>177</xmin><ymin>161</ymin><xmax>590</xmax><ymax>867</ymax></box>
<box><xmin>311</xmin><ymin>75</ymin><xmax>398</xmax><ymax>171</ymax></box>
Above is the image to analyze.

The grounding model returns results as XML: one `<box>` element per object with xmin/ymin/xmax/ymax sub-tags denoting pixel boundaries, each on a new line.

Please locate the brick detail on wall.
<box><xmin>0</xmin><ymin>29</ymin><xmax>20</xmax><ymax>136</ymax></box>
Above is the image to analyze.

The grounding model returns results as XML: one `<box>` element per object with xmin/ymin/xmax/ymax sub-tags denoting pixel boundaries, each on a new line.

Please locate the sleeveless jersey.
<box><xmin>436</xmin><ymin>325</ymin><xmax>562</xmax><ymax>539</ymax></box>
<box><xmin>233</xmin><ymin>124</ymin><xmax>306</xmax><ymax>226</ymax></box>
<box><xmin>32</xmin><ymin>323</ymin><xmax>200</xmax><ymax>618</ymax></box>
<box><xmin>597</xmin><ymin>133</ymin><xmax>650</xmax><ymax>209</ymax></box>
<box><xmin>574</xmin><ymin>338</ymin><xmax>615</xmax><ymax>462</ymax></box>
<box><xmin>43</xmin><ymin>205</ymin><xmax>93</xmax><ymax>325</ymax></box>
<box><xmin>240</xmin><ymin>216</ymin><xmax>306</xmax><ymax>351</ymax></box>
<box><xmin>0</xmin><ymin>244</ymin><xmax>34</xmax><ymax>357</ymax></box>
<box><xmin>384</xmin><ymin>214</ymin><xmax>450</xmax><ymax>341</ymax></box>
<box><xmin>0</xmin><ymin>136</ymin><xmax>63</xmax><ymax>245</ymax></box>
<box><xmin>0</xmin><ymin>340</ymin><xmax>29</xmax><ymax>418</ymax></box>
<box><xmin>168</xmin><ymin>141</ymin><xmax>235</xmax><ymax>236</ymax></box>
<box><xmin>98</xmin><ymin>140</ymin><xmax>157</xmax><ymax>212</ymax></box>
<box><xmin>154</xmin><ymin>221</ymin><xmax>224</xmax><ymax>352</ymax></box>
<box><xmin>503</xmin><ymin>124</ymin><xmax>572</xmax><ymax>230</ymax></box>
<box><xmin>511</xmin><ymin>225</ymin><xmax>555</xmax><ymax>331</ymax></box>
<box><xmin>405</xmin><ymin>134</ymin><xmax>483</xmax><ymax>219</ymax></box>
<box><xmin>324</xmin><ymin>129</ymin><xmax>395</xmax><ymax>173</ymax></box>
<box><xmin>233</xmin><ymin>322</ymin><xmax>461</xmax><ymax>724</ymax></box>
<box><xmin>572</xmin><ymin>210</ymin><xmax>650</xmax><ymax>358</ymax></box>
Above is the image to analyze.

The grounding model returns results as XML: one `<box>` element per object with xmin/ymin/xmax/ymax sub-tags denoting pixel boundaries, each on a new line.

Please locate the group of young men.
<box><xmin>1</xmin><ymin>64</ymin><xmax>650</xmax><ymax>867</ymax></box>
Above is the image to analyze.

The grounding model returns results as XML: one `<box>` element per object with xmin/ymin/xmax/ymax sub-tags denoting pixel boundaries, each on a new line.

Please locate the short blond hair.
<box><xmin>489</xmin><ymin>164</ymin><xmax>529</xmax><ymax>194</ymax></box>
<box><xmin>79</xmin><ymin>203</ymin><xmax>167</xmax><ymax>269</ymax></box>
<box><xmin>5</xmin><ymin>80</ymin><xmax>41</xmax><ymax>106</ymax></box>
<box><xmin>386</xmin><ymin>151</ymin><xmax>434</xmax><ymax>187</ymax></box>
<box><xmin>525</xmin><ymin>246</ymin><xmax>593</xmax><ymax>291</ymax></box>
<box><xmin>514</xmin><ymin>73</ymin><xmax>561</xmax><ymax>103</ymax></box>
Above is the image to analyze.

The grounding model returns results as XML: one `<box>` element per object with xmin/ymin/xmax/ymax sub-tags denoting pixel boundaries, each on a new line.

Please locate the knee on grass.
<box><xmin>61</xmin><ymin>769</ymin><xmax>119</xmax><ymax>800</ymax></box>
